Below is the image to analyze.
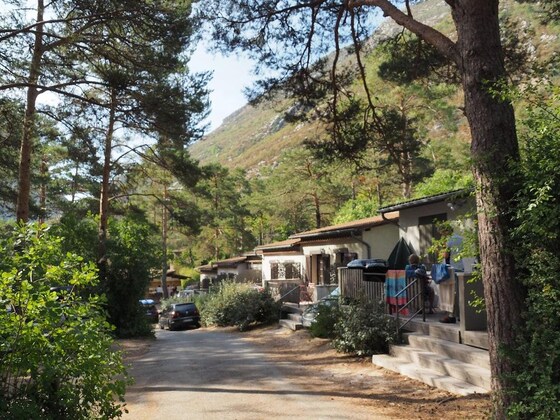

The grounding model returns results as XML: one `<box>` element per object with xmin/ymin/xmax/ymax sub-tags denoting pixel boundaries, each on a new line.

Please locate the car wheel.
<box><xmin>167</xmin><ymin>321</ymin><xmax>174</xmax><ymax>331</ymax></box>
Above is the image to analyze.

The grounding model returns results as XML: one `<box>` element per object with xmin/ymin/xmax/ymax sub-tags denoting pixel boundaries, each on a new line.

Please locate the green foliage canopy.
<box><xmin>0</xmin><ymin>223</ymin><xmax>129</xmax><ymax>419</ymax></box>
<box><xmin>508</xmin><ymin>84</ymin><xmax>560</xmax><ymax>419</ymax></box>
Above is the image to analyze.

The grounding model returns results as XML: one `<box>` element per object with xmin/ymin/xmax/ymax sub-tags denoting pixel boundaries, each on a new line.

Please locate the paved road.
<box><xmin>124</xmin><ymin>328</ymin><xmax>384</xmax><ymax>420</ymax></box>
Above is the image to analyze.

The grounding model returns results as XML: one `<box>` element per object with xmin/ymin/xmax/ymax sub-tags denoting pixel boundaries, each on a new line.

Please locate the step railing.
<box><xmin>277</xmin><ymin>283</ymin><xmax>303</xmax><ymax>304</ymax></box>
<box><xmin>275</xmin><ymin>283</ymin><xmax>306</xmax><ymax>321</ymax></box>
<box><xmin>395</xmin><ymin>276</ymin><xmax>425</xmax><ymax>340</ymax></box>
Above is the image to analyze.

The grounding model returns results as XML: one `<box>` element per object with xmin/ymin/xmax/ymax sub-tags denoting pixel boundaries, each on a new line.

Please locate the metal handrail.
<box><xmin>394</xmin><ymin>276</ymin><xmax>426</xmax><ymax>340</ymax></box>
<box><xmin>277</xmin><ymin>283</ymin><xmax>303</xmax><ymax>304</ymax></box>
<box><xmin>275</xmin><ymin>283</ymin><xmax>306</xmax><ymax>321</ymax></box>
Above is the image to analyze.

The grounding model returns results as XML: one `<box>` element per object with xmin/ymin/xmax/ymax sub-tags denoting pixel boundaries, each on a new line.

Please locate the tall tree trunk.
<box><xmin>366</xmin><ymin>1</ymin><xmax>527</xmax><ymax>415</ymax></box>
<box><xmin>16</xmin><ymin>0</ymin><xmax>44</xmax><ymax>222</ymax></box>
<box><xmin>401</xmin><ymin>150</ymin><xmax>412</xmax><ymax>199</ymax></box>
<box><xmin>98</xmin><ymin>88</ymin><xmax>117</xmax><ymax>281</ymax></box>
<box><xmin>39</xmin><ymin>155</ymin><xmax>47</xmax><ymax>224</ymax></box>
<box><xmin>213</xmin><ymin>175</ymin><xmax>220</xmax><ymax>260</ymax></box>
<box><xmin>313</xmin><ymin>192</ymin><xmax>321</xmax><ymax>228</ymax></box>
<box><xmin>71</xmin><ymin>163</ymin><xmax>79</xmax><ymax>203</ymax></box>
<box><xmin>160</xmin><ymin>185</ymin><xmax>169</xmax><ymax>299</ymax></box>
<box><xmin>451</xmin><ymin>2</ymin><xmax>525</xmax><ymax>417</ymax></box>
<box><xmin>214</xmin><ymin>227</ymin><xmax>220</xmax><ymax>261</ymax></box>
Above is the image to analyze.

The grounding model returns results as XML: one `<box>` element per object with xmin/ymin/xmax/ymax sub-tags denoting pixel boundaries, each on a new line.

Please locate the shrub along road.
<box><xmin>122</xmin><ymin>326</ymin><xmax>490</xmax><ymax>419</ymax></box>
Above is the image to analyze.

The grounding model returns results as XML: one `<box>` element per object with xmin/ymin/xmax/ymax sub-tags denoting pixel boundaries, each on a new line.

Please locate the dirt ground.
<box><xmin>119</xmin><ymin>325</ymin><xmax>491</xmax><ymax>419</ymax></box>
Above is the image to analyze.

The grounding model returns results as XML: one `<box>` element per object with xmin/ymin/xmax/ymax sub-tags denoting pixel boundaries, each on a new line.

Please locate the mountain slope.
<box><xmin>189</xmin><ymin>0</ymin><xmax>559</xmax><ymax>175</ymax></box>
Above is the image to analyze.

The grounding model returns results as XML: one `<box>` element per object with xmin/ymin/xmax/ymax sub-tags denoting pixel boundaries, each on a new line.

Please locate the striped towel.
<box><xmin>385</xmin><ymin>269</ymin><xmax>409</xmax><ymax>315</ymax></box>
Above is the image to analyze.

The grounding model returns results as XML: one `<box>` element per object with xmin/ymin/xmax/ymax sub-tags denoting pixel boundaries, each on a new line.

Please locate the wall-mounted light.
<box><xmin>447</xmin><ymin>199</ymin><xmax>466</xmax><ymax>211</ymax></box>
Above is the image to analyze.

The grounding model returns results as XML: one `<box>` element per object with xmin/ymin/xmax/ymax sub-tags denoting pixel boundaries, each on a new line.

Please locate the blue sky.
<box><xmin>190</xmin><ymin>45</ymin><xmax>257</xmax><ymax>133</ymax></box>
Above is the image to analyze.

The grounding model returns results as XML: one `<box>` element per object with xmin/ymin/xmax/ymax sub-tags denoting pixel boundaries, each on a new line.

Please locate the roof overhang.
<box><xmin>289</xmin><ymin>212</ymin><xmax>399</xmax><ymax>241</ymax></box>
<box><xmin>254</xmin><ymin>238</ymin><xmax>302</xmax><ymax>253</ymax></box>
<box><xmin>378</xmin><ymin>189</ymin><xmax>472</xmax><ymax>213</ymax></box>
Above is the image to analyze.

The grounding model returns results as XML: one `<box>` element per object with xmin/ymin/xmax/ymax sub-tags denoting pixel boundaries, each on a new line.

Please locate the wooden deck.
<box><xmin>338</xmin><ymin>267</ymin><xmax>488</xmax><ymax>350</ymax></box>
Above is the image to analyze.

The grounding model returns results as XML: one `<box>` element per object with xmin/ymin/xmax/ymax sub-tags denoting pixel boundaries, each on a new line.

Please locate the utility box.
<box><xmin>457</xmin><ymin>272</ymin><xmax>487</xmax><ymax>331</ymax></box>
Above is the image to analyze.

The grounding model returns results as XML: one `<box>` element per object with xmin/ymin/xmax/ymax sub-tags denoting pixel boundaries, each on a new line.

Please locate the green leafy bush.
<box><xmin>52</xmin><ymin>213</ymin><xmax>161</xmax><ymax>338</ymax></box>
<box><xmin>105</xmin><ymin>216</ymin><xmax>161</xmax><ymax>338</ymax></box>
<box><xmin>332</xmin><ymin>299</ymin><xmax>398</xmax><ymax>356</ymax></box>
<box><xmin>201</xmin><ymin>281</ymin><xmax>280</xmax><ymax>331</ymax></box>
<box><xmin>506</xmin><ymin>85</ymin><xmax>560</xmax><ymax>419</ymax></box>
<box><xmin>0</xmin><ymin>223</ymin><xmax>129</xmax><ymax>419</ymax></box>
<box><xmin>308</xmin><ymin>303</ymin><xmax>340</xmax><ymax>339</ymax></box>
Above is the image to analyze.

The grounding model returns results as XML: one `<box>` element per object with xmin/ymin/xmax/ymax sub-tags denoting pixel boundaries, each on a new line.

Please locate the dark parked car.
<box><xmin>158</xmin><ymin>302</ymin><xmax>200</xmax><ymax>331</ymax></box>
<box><xmin>139</xmin><ymin>299</ymin><xmax>159</xmax><ymax>323</ymax></box>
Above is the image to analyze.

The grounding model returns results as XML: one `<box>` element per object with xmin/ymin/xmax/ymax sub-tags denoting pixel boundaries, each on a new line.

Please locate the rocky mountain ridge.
<box><xmin>189</xmin><ymin>0</ymin><xmax>557</xmax><ymax>176</ymax></box>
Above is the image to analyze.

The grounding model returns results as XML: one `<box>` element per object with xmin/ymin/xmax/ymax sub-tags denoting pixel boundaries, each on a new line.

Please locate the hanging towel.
<box><xmin>385</xmin><ymin>269</ymin><xmax>409</xmax><ymax>315</ymax></box>
<box><xmin>432</xmin><ymin>263</ymin><xmax>450</xmax><ymax>284</ymax></box>
<box><xmin>437</xmin><ymin>268</ymin><xmax>456</xmax><ymax>313</ymax></box>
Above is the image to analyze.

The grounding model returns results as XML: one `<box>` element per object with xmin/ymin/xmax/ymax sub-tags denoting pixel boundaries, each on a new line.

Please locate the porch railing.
<box><xmin>394</xmin><ymin>276</ymin><xmax>425</xmax><ymax>340</ymax></box>
<box><xmin>338</xmin><ymin>267</ymin><xmax>385</xmax><ymax>302</ymax></box>
<box><xmin>339</xmin><ymin>267</ymin><xmax>429</xmax><ymax>338</ymax></box>
<box><xmin>265</xmin><ymin>279</ymin><xmax>303</xmax><ymax>304</ymax></box>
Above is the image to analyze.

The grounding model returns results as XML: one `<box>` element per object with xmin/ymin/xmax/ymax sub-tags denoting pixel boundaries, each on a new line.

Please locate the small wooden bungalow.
<box><xmin>196</xmin><ymin>253</ymin><xmax>263</xmax><ymax>289</ymax></box>
<box><xmin>338</xmin><ymin>189</ymin><xmax>487</xmax><ymax>347</ymax></box>
<box><xmin>255</xmin><ymin>213</ymin><xmax>399</xmax><ymax>303</ymax></box>
<box><xmin>147</xmin><ymin>266</ymin><xmax>190</xmax><ymax>299</ymax></box>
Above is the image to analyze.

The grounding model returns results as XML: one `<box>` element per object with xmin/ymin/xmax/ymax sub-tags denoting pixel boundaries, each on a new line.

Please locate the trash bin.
<box><xmin>346</xmin><ymin>259</ymin><xmax>389</xmax><ymax>282</ymax></box>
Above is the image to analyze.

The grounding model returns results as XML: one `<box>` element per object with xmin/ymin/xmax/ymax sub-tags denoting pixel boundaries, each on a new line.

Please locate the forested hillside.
<box><xmin>179</xmin><ymin>0</ymin><xmax>560</xmax><ymax>265</ymax></box>
<box><xmin>2</xmin><ymin>1</ymin><xmax>559</xmax><ymax>417</ymax></box>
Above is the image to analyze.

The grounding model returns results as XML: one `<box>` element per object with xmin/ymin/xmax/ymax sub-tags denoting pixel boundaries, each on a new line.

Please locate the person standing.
<box><xmin>406</xmin><ymin>254</ymin><xmax>435</xmax><ymax>314</ymax></box>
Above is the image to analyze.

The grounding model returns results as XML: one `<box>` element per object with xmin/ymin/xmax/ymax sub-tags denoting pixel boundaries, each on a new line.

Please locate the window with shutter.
<box><xmin>271</xmin><ymin>262</ymin><xmax>279</xmax><ymax>280</ymax></box>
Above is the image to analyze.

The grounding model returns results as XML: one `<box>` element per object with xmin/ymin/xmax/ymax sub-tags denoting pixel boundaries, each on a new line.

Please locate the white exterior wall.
<box><xmin>261</xmin><ymin>254</ymin><xmax>306</xmax><ymax>284</ymax></box>
<box><xmin>299</xmin><ymin>224</ymin><xmax>399</xmax><ymax>261</ymax></box>
<box><xmin>302</xmin><ymin>240</ymin><xmax>365</xmax><ymax>259</ymax></box>
<box><xmin>303</xmin><ymin>223</ymin><xmax>399</xmax><ymax>261</ymax></box>
<box><xmin>216</xmin><ymin>263</ymin><xmax>251</xmax><ymax>277</ymax></box>
<box><xmin>398</xmin><ymin>201</ymin><xmax>474</xmax><ymax>253</ymax></box>
<box><xmin>217</xmin><ymin>267</ymin><xmax>240</xmax><ymax>277</ymax></box>
<box><xmin>362</xmin><ymin>223</ymin><xmax>400</xmax><ymax>259</ymax></box>
<box><xmin>199</xmin><ymin>273</ymin><xmax>215</xmax><ymax>282</ymax></box>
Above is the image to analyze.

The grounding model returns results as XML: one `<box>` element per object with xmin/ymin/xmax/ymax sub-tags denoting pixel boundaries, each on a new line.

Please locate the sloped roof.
<box><xmin>196</xmin><ymin>254</ymin><xmax>262</xmax><ymax>271</ymax></box>
<box><xmin>378</xmin><ymin>189</ymin><xmax>471</xmax><ymax>213</ymax></box>
<box><xmin>289</xmin><ymin>212</ymin><xmax>399</xmax><ymax>240</ymax></box>
<box><xmin>166</xmin><ymin>270</ymin><xmax>190</xmax><ymax>279</ymax></box>
<box><xmin>196</xmin><ymin>263</ymin><xmax>216</xmax><ymax>273</ymax></box>
<box><xmin>254</xmin><ymin>238</ymin><xmax>301</xmax><ymax>252</ymax></box>
<box><xmin>214</xmin><ymin>256</ymin><xmax>251</xmax><ymax>267</ymax></box>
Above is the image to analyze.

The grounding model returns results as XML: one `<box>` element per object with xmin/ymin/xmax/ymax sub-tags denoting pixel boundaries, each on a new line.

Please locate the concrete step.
<box><xmin>281</xmin><ymin>303</ymin><xmax>308</xmax><ymax>315</ymax></box>
<box><xmin>371</xmin><ymin>354</ymin><xmax>487</xmax><ymax>396</ymax></box>
<box><xmin>397</xmin><ymin>313</ymin><xmax>489</xmax><ymax>350</ymax></box>
<box><xmin>389</xmin><ymin>345</ymin><xmax>491</xmax><ymax>390</ymax></box>
<box><xmin>287</xmin><ymin>313</ymin><xmax>303</xmax><ymax>323</ymax></box>
<box><xmin>279</xmin><ymin>318</ymin><xmax>303</xmax><ymax>331</ymax></box>
<box><xmin>399</xmin><ymin>317</ymin><xmax>464</xmax><ymax>343</ymax></box>
<box><xmin>404</xmin><ymin>333</ymin><xmax>490</xmax><ymax>369</ymax></box>
<box><xmin>427</xmin><ymin>323</ymin><xmax>462</xmax><ymax>343</ymax></box>
<box><xmin>463</xmin><ymin>330</ymin><xmax>489</xmax><ymax>350</ymax></box>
